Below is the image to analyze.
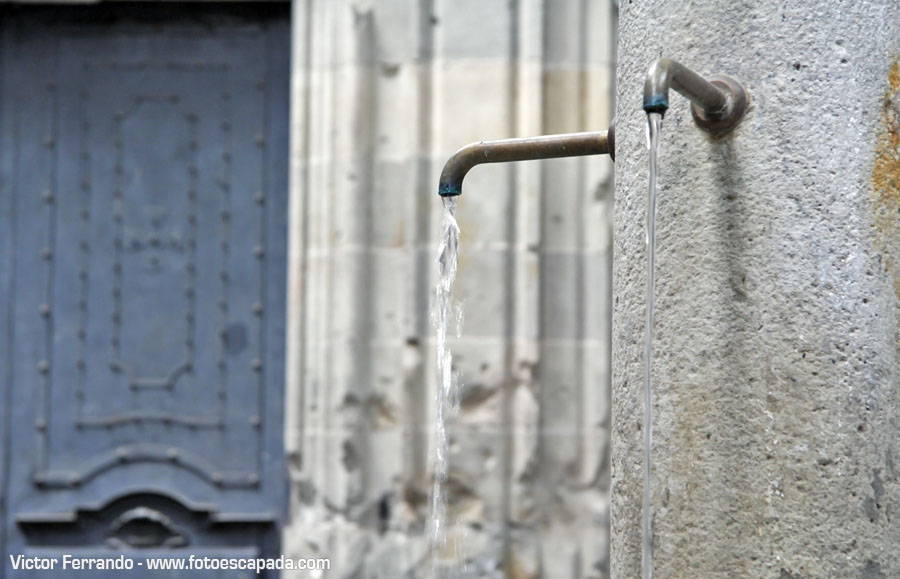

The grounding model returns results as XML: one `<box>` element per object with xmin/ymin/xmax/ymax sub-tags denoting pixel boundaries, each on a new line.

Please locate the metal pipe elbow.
<box><xmin>643</xmin><ymin>58</ymin><xmax>748</xmax><ymax>136</ymax></box>
<box><xmin>438</xmin><ymin>119</ymin><xmax>616</xmax><ymax>198</ymax></box>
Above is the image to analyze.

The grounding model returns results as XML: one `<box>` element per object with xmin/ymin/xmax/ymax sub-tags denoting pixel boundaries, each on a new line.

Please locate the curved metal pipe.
<box><xmin>643</xmin><ymin>58</ymin><xmax>748</xmax><ymax>135</ymax></box>
<box><xmin>438</xmin><ymin>120</ymin><xmax>615</xmax><ymax>197</ymax></box>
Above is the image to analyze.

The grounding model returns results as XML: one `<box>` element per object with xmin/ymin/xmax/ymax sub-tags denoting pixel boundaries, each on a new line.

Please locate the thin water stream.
<box><xmin>643</xmin><ymin>112</ymin><xmax>662</xmax><ymax>579</ymax></box>
<box><xmin>431</xmin><ymin>196</ymin><xmax>461</xmax><ymax>578</ymax></box>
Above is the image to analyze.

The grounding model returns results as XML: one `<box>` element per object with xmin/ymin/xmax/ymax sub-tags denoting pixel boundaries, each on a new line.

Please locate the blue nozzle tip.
<box><xmin>643</xmin><ymin>94</ymin><xmax>669</xmax><ymax>115</ymax></box>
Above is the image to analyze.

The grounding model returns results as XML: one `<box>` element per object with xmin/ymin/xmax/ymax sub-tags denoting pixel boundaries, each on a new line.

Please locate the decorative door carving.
<box><xmin>0</xmin><ymin>5</ymin><xmax>289</xmax><ymax>576</ymax></box>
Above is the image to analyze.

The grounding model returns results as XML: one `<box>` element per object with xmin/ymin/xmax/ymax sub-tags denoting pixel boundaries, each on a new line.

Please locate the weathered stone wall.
<box><xmin>614</xmin><ymin>2</ymin><xmax>900</xmax><ymax>577</ymax></box>
<box><xmin>285</xmin><ymin>0</ymin><xmax>616</xmax><ymax>577</ymax></box>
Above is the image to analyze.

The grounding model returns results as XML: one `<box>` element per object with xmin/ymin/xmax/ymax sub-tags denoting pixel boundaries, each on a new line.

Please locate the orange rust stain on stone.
<box><xmin>872</xmin><ymin>59</ymin><xmax>900</xmax><ymax>302</ymax></box>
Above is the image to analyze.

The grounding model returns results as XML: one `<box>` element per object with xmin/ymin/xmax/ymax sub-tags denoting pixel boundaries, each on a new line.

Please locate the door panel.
<box><xmin>0</xmin><ymin>5</ymin><xmax>289</xmax><ymax>575</ymax></box>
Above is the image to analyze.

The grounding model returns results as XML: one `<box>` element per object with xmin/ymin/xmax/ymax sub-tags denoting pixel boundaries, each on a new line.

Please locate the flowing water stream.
<box><xmin>643</xmin><ymin>111</ymin><xmax>662</xmax><ymax>579</ymax></box>
<box><xmin>430</xmin><ymin>196</ymin><xmax>461</xmax><ymax>578</ymax></box>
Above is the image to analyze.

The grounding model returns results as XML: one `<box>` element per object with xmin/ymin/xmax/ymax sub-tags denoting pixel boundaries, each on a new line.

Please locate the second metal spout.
<box><xmin>644</xmin><ymin>58</ymin><xmax>748</xmax><ymax>136</ymax></box>
<box><xmin>438</xmin><ymin>119</ymin><xmax>615</xmax><ymax>197</ymax></box>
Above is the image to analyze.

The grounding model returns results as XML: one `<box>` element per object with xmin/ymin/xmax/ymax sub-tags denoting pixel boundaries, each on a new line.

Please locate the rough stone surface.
<box><xmin>614</xmin><ymin>2</ymin><xmax>900</xmax><ymax>577</ymax></box>
<box><xmin>285</xmin><ymin>1</ymin><xmax>616</xmax><ymax>577</ymax></box>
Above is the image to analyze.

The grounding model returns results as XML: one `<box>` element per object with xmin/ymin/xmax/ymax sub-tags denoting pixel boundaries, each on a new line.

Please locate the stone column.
<box><xmin>285</xmin><ymin>0</ymin><xmax>615</xmax><ymax>577</ymax></box>
<box><xmin>613</xmin><ymin>2</ymin><xmax>900</xmax><ymax>577</ymax></box>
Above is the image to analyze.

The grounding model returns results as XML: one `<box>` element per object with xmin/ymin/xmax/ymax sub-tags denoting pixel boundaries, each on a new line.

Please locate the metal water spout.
<box><xmin>643</xmin><ymin>58</ymin><xmax>748</xmax><ymax>135</ymax></box>
<box><xmin>438</xmin><ymin>119</ymin><xmax>615</xmax><ymax>197</ymax></box>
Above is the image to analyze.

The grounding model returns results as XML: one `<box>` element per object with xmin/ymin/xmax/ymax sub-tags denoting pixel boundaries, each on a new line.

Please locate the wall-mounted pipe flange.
<box><xmin>690</xmin><ymin>74</ymin><xmax>748</xmax><ymax>137</ymax></box>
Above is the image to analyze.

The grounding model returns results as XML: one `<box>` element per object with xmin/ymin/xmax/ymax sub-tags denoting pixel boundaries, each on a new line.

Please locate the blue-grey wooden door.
<box><xmin>0</xmin><ymin>5</ymin><xmax>289</xmax><ymax>576</ymax></box>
